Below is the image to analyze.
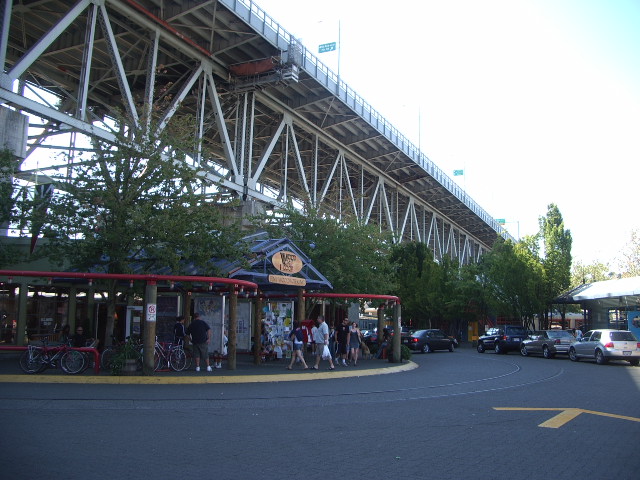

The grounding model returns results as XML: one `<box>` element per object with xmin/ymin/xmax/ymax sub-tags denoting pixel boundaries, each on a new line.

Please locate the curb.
<box><xmin>0</xmin><ymin>361</ymin><xmax>418</xmax><ymax>384</ymax></box>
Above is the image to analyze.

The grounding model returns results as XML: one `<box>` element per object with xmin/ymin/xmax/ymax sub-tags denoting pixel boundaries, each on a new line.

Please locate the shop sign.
<box><xmin>271</xmin><ymin>250</ymin><xmax>303</xmax><ymax>274</ymax></box>
<box><xmin>268</xmin><ymin>274</ymin><xmax>306</xmax><ymax>286</ymax></box>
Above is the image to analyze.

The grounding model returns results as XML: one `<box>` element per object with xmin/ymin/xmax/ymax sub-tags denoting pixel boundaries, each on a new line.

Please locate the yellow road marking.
<box><xmin>0</xmin><ymin>361</ymin><xmax>418</xmax><ymax>384</ymax></box>
<box><xmin>494</xmin><ymin>407</ymin><xmax>640</xmax><ymax>428</ymax></box>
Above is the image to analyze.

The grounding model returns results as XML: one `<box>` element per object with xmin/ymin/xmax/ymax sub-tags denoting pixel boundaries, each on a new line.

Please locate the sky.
<box><xmin>253</xmin><ymin>0</ymin><xmax>640</xmax><ymax>268</ymax></box>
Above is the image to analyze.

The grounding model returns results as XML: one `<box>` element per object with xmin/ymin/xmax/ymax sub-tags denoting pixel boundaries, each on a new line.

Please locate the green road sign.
<box><xmin>496</xmin><ymin>218</ymin><xmax>506</xmax><ymax>224</ymax></box>
<box><xmin>318</xmin><ymin>42</ymin><xmax>337</xmax><ymax>53</ymax></box>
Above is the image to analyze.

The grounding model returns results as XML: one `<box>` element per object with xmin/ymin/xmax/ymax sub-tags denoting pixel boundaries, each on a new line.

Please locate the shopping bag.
<box><xmin>321</xmin><ymin>345</ymin><xmax>331</xmax><ymax>360</ymax></box>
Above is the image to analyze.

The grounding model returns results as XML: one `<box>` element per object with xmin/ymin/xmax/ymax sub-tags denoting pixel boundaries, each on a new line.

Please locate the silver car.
<box><xmin>520</xmin><ymin>330</ymin><xmax>576</xmax><ymax>358</ymax></box>
<box><xmin>568</xmin><ymin>329</ymin><xmax>640</xmax><ymax>366</ymax></box>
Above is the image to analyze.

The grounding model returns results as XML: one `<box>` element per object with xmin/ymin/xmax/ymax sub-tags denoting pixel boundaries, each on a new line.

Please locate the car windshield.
<box><xmin>548</xmin><ymin>331</ymin><xmax>574</xmax><ymax>339</ymax></box>
<box><xmin>413</xmin><ymin>330</ymin><xmax>427</xmax><ymax>336</ymax></box>
<box><xmin>610</xmin><ymin>331</ymin><xmax>637</xmax><ymax>341</ymax></box>
<box><xmin>506</xmin><ymin>327</ymin><xmax>527</xmax><ymax>335</ymax></box>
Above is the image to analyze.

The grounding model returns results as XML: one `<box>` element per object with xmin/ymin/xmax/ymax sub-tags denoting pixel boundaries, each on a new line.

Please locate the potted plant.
<box><xmin>387</xmin><ymin>344</ymin><xmax>412</xmax><ymax>363</ymax></box>
<box><xmin>110</xmin><ymin>337</ymin><xmax>142</xmax><ymax>375</ymax></box>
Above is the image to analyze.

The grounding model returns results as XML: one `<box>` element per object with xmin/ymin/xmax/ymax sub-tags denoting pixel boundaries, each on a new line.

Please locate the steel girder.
<box><xmin>0</xmin><ymin>0</ymin><xmax>504</xmax><ymax>264</ymax></box>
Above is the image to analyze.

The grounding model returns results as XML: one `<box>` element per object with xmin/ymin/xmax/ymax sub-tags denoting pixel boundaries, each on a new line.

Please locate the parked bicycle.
<box><xmin>19</xmin><ymin>337</ymin><xmax>86</xmax><ymax>374</ymax></box>
<box><xmin>153</xmin><ymin>338</ymin><xmax>188</xmax><ymax>372</ymax></box>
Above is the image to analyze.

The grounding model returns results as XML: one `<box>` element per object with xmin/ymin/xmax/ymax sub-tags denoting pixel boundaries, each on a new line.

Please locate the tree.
<box><xmin>477</xmin><ymin>237</ymin><xmax>544</xmax><ymax>325</ymax></box>
<box><xmin>261</xmin><ymin>206</ymin><xmax>395</xmax><ymax>298</ymax></box>
<box><xmin>539</xmin><ymin>204</ymin><xmax>573</xmax><ymax>327</ymax></box>
<box><xmin>0</xmin><ymin>148</ymin><xmax>25</xmax><ymax>268</ymax></box>
<box><xmin>617</xmin><ymin>229</ymin><xmax>640</xmax><ymax>278</ymax></box>
<box><xmin>20</xmin><ymin>117</ymin><xmax>248</xmax><ymax>341</ymax></box>
<box><xmin>388</xmin><ymin>241</ymin><xmax>436</xmax><ymax>327</ymax></box>
<box><xmin>571</xmin><ymin>260</ymin><xmax>611</xmax><ymax>286</ymax></box>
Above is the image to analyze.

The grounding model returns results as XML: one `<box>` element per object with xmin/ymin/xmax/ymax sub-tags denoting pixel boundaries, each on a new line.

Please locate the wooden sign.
<box><xmin>269</xmin><ymin>274</ymin><xmax>306</xmax><ymax>286</ymax></box>
<box><xmin>271</xmin><ymin>250</ymin><xmax>303</xmax><ymax>274</ymax></box>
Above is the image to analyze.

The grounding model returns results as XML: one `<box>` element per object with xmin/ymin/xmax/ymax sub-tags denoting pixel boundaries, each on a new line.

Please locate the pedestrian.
<box><xmin>375</xmin><ymin>328</ymin><xmax>391</xmax><ymax>359</ymax></box>
<box><xmin>348</xmin><ymin>321</ymin><xmax>362</xmax><ymax>366</ymax></box>
<box><xmin>287</xmin><ymin>322</ymin><xmax>309</xmax><ymax>370</ymax></box>
<box><xmin>186</xmin><ymin>313</ymin><xmax>212</xmax><ymax>372</ymax></box>
<box><xmin>310</xmin><ymin>323</ymin><xmax>319</xmax><ymax>357</ymax></box>
<box><xmin>213</xmin><ymin>328</ymin><xmax>227</xmax><ymax>369</ymax></box>
<box><xmin>335</xmin><ymin>318</ymin><xmax>350</xmax><ymax>366</ymax></box>
<box><xmin>173</xmin><ymin>315</ymin><xmax>186</xmax><ymax>345</ymax></box>
<box><xmin>312</xmin><ymin>315</ymin><xmax>335</xmax><ymax>370</ymax></box>
<box><xmin>71</xmin><ymin>325</ymin><xmax>98</xmax><ymax>348</ymax></box>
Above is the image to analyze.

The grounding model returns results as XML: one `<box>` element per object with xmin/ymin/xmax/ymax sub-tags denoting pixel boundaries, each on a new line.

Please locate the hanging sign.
<box><xmin>271</xmin><ymin>250</ymin><xmax>303</xmax><ymax>274</ymax></box>
<box><xmin>269</xmin><ymin>275</ymin><xmax>306</xmax><ymax>286</ymax></box>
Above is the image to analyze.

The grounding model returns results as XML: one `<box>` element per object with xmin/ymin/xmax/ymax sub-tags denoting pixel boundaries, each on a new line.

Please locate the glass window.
<box><xmin>0</xmin><ymin>285</ymin><xmax>19</xmax><ymax>345</ymax></box>
<box><xmin>610</xmin><ymin>331</ymin><xmax>636</xmax><ymax>341</ymax></box>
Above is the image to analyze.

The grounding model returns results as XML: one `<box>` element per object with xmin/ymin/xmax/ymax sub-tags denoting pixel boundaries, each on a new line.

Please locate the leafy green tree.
<box><xmin>539</xmin><ymin>204</ymin><xmax>573</xmax><ymax>327</ymax></box>
<box><xmin>477</xmin><ymin>237</ymin><xmax>544</xmax><ymax>325</ymax></box>
<box><xmin>388</xmin><ymin>241</ymin><xmax>435</xmax><ymax>327</ymax></box>
<box><xmin>262</xmin><ymin>206</ymin><xmax>395</xmax><ymax>296</ymax></box>
<box><xmin>571</xmin><ymin>260</ymin><xmax>611</xmax><ymax>286</ymax></box>
<box><xmin>19</xmin><ymin>118</ymin><xmax>248</xmax><ymax>340</ymax></box>
<box><xmin>618</xmin><ymin>229</ymin><xmax>640</xmax><ymax>278</ymax></box>
<box><xmin>0</xmin><ymin>148</ymin><xmax>25</xmax><ymax>267</ymax></box>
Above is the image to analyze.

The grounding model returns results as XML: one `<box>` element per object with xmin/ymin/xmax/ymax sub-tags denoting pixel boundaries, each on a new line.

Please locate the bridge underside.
<box><xmin>0</xmin><ymin>0</ymin><xmax>505</xmax><ymax>264</ymax></box>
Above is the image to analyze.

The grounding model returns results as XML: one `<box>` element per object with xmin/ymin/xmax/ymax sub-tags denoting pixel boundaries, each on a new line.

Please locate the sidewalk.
<box><xmin>0</xmin><ymin>352</ymin><xmax>417</xmax><ymax>384</ymax></box>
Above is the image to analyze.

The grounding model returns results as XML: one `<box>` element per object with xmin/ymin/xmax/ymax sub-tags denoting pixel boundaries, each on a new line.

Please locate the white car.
<box><xmin>568</xmin><ymin>329</ymin><xmax>640</xmax><ymax>366</ymax></box>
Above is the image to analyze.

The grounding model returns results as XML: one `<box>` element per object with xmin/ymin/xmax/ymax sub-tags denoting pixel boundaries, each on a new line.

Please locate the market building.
<box><xmin>0</xmin><ymin>233</ymin><xmax>403</xmax><ymax>368</ymax></box>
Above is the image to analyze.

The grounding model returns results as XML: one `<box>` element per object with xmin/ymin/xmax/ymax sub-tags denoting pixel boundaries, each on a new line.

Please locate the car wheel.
<box><xmin>595</xmin><ymin>350</ymin><xmax>607</xmax><ymax>365</ymax></box>
<box><xmin>629</xmin><ymin>359</ymin><xmax>639</xmax><ymax>366</ymax></box>
<box><xmin>422</xmin><ymin>343</ymin><xmax>432</xmax><ymax>354</ymax></box>
<box><xmin>494</xmin><ymin>342</ymin><xmax>503</xmax><ymax>354</ymax></box>
<box><xmin>569</xmin><ymin>347</ymin><xmax>579</xmax><ymax>362</ymax></box>
<box><xmin>477</xmin><ymin>342</ymin><xmax>485</xmax><ymax>353</ymax></box>
<box><xmin>543</xmin><ymin>345</ymin><xmax>555</xmax><ymax>359</ymax></box>
<box><xmin>520</xmin><ymin>343</ymin><xmax>529</xmax><ymax>356</ymax></box>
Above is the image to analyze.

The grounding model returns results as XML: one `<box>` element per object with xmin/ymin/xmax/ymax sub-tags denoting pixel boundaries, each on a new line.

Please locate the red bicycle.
<box><xmin>19</xmin><ymin>337</ymin><xmax>86</xmax><ymax>374</ymax></box>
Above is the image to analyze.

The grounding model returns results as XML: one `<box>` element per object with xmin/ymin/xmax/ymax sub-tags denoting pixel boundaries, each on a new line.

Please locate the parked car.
<box><xmin>362</xmin><ymin>329</ymin><xmax>378</xmax><ymax>346</ymax></box>
<box><xmin>403</xmin><ymin>329</ymin><xmax>455</xmax><ymax>353</ymax></box>
<box><xmin>477</xmin><ymin>325</ymin><xmax>529</xmax><ymax>354</ymax></box>
<box><xmin>520</xmin><ymin>330</ymin><xmax>576</xmax><ymax>358</ymax></box>
<box><xmin>568</xmin><ymin>329</ymin><xmax>640</xmax><ymax>366</ymax></box>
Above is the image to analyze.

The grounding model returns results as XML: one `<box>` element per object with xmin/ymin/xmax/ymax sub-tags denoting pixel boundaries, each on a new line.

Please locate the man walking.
<box><xmin>335</xmin><ymin>318</ymin><xmax>350</xmax><ymax>366</ymax></box>
<box><xmin>173</xmin><ymin>315</ymin><xmax>186</xmax><ymax>345</ymax></box>
<box><xmin>186</xmin><ymin>312</ymin><xmax>212</xmax><ymax>372</ymax></box>
<box><xmin>312</xmin><ymin>315</ymin><xmax>335</xmax><ymax>370</ymax></box>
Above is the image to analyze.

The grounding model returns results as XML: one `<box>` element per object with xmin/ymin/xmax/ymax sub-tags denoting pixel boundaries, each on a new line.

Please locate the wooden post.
<box><xmin>392</xmin><ymin>302</ymin><xmax>402</xmax><ymax>363</ymax></box>
<box><xmin>377</xmin><ymin>305</ymin><xmax>384</xmax><ymax>349</ymax></box>
<box><xmin>143</xmin><ymin>281</ymin><xmax>157</xmax><ymax>375</ymax></box>
<box><xmin>227</xmin><ymin>286</ymin><xmax>237</xmax><ymax>370</ymax></box>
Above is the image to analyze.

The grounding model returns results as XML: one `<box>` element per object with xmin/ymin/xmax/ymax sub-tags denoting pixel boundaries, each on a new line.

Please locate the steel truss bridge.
<box><xmin>0</xmin><ymin>0</ymin><xmax>508</xmax><ymax>264</ymax></box>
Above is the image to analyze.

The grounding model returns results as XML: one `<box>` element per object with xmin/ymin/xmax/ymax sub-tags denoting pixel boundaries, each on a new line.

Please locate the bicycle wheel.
<box><xmin>19</xmin><ymin>348</ymin><xmax>45</xmax><ymax>374</ymax></box>
<box><xmin>61</xmin><ymin>350</ymin><xmax>86</xmax><ymax>374</ymax></box>
<box><xmin>153</xmin><ymin>348</ymin><xmax>162</xmax><ymax>371</ymax></box>
<box><xmin>183</xmin><ymin>347</ymin><xmax>193</xmax><ymax>370</ymax></box>
<box><xmin>101</xmin><ymin>347</ymin><xmax>116</xmax><ymax>370</ymax></box>
<box><xmin>169</xmin><ymin>348</ymin><xmax>187</xmax><ymax>371</ymax></box>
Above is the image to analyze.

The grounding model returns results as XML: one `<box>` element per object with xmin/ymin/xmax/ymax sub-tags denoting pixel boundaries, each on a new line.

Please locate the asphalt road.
<box><xmin>1</xmin><ymin>346</ymin><xmax>639</xmax><ymax>479</ymax></box>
